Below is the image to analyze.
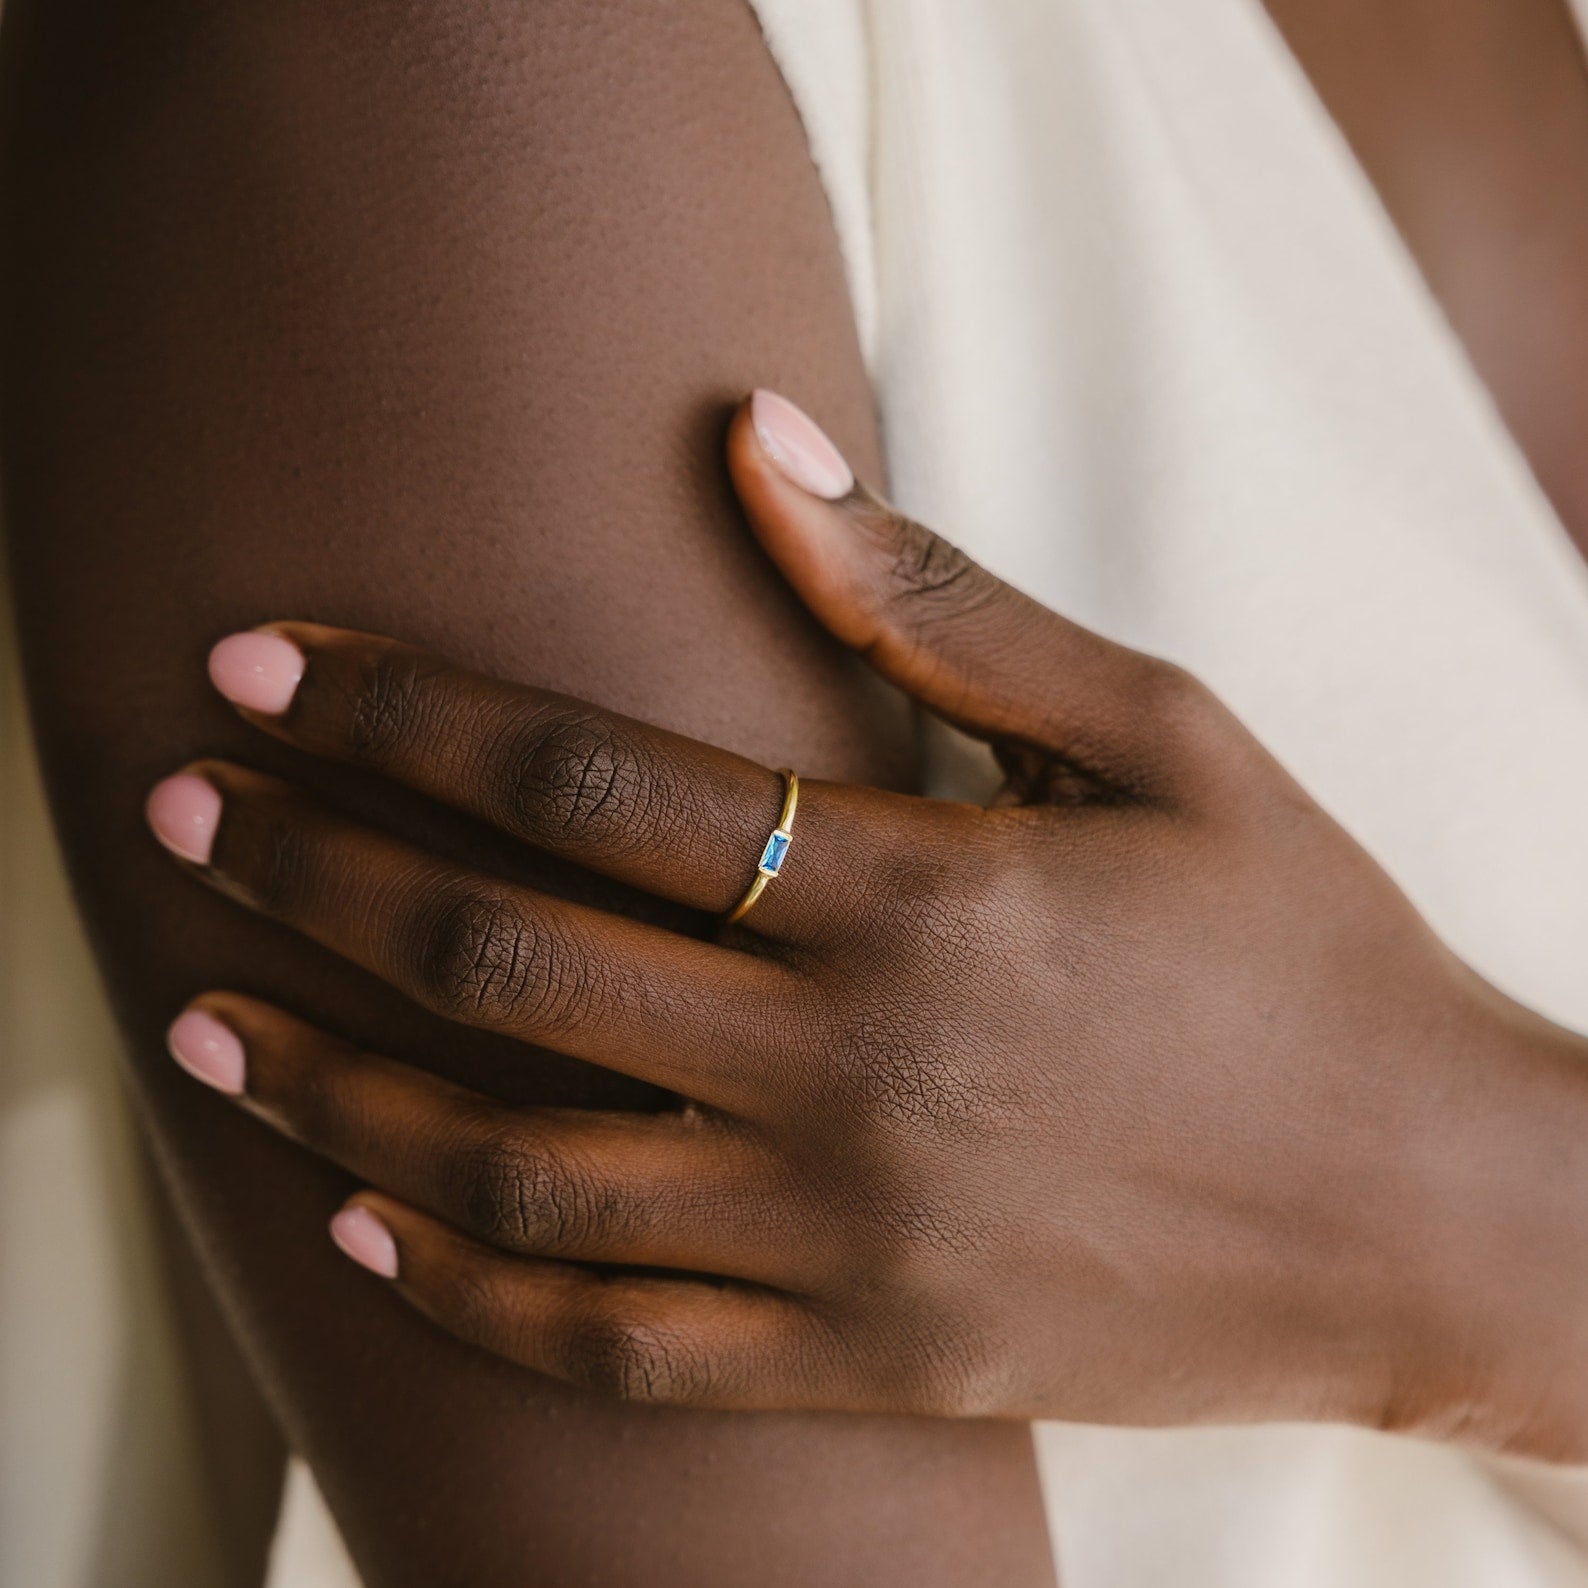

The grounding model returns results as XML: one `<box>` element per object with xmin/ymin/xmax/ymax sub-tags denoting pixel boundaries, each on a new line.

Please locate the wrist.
<box><xmin>1400</xmin><ymin>991</ymin><xmax>1588</xmax><ymax>1460</ymax></box>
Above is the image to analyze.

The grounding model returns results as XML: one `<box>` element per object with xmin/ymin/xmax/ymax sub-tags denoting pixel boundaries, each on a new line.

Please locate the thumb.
<box><xmin>728</xmin><ymin>390</ymin><xmax>1211</xmax><ymax>795</ymax></box>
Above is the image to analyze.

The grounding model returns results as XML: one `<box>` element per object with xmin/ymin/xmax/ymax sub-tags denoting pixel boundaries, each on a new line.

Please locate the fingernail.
<box><xmin>751</xmin><ymin>389</ymin><xmax>854</xmax><ymax>500</ymax></box>
<box><xmin>330</xmin><ymin>1206</ymin><xmax>399</xmax><ymax>1279</ymax></box>
<box><xmin>208</xmin><ymin>631</ymin><xmax>305</xmax><ymax>715</ymax></box>
<box><xmin>146</xmin><ymin>774</ymin><xmax>222</xmax><ymax>864</ymax></box>
<box><xmin>167</xmin><ymin>1008</ymin><xmax>246</xmax><ymax>1094</ymax></box>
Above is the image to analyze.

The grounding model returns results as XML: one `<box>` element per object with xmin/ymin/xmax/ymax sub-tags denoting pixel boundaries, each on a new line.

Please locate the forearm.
<box><xmin>0</xmin><ymin>1</ymin><xmax>1055</xmax><ymax>1582</ymax></box>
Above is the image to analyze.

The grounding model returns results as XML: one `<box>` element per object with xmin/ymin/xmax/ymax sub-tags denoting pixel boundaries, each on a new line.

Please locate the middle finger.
<box><xmin>147</xmin><ymin>762</ymin><xmax>792</xmax><ymax>1109</ymax></box>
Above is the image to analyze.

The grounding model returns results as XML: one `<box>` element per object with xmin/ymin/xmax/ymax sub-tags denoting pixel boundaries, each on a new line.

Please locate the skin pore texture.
<box><xmin>4</xmin><ymin>0</ymin><xmax>1588</xmax><ymax>1582</ymax></box>
<box><xmin>0</xmin><ymin>2</ymin><xmax>1057</xmax><ymax>1585</ymax></box>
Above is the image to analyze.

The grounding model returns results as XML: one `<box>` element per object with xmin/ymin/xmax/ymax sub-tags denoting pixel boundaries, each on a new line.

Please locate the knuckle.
<box><xmin>569</xmin><ymin>1314</ymin><xmax>708</xmax><ymax>1406</ymax></box>
<box><xmin>879</xmin><ymin>848</ymin><xmax>1002</xmax><ymax>961</ymax></box>
<box><xmin>413</xmin><ymin>887</ymin><xmax>530</xmax><ymax>1017</ymax></box>
<box><xmin>497</xmin><ymin>707</ymin><xmax>657</xmax><ymax>856</ymax></box>
<box><xmin>830</xmin><ymin>1186</ymin><xmax>987</xmax><ymax>1306</ymax></box>
<box><xmin>414</xmin><ymin>886</ymin><xmax>597</xmax><ymax>1034</ymax></box>
<box><xmin>840</xmin><ymin>1010</ymin><xmax>997</xmax><ymax>1133</ymax></box>
<box><xmin>457</xmin><ymin>1130</ymin><xmax>554</xmax><ymax>1247</ymax></box>
<box><xmin>807</xmin><ymin>1297</ymin><xmax>994</xmax><ymax>1417</ymax></box>
<box><xmin>1130</xmin><ymin>659</ymin><xmax>1229</xmax><ymax>756</ymax></box>
<box><xmin>817</xmin><ymin>844</ymin><xmax>1013</xmax><ymax>1133</ymax></box>
<box><xmin>880</xmin><ymin>514</ymin><xmax>984</xmax><ymax>612</ymax></box>
<box><xmin>457</xmin><ymin>1125</ymin><xmax>604</xmax><ymax>1253</ymax></box>
<box><xmin>865</xmin><ymin>826</ymin><xmax>1014</xmax><ymax>982</ymax></box>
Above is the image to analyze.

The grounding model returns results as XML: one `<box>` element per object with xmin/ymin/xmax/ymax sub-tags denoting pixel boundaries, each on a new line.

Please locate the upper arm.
<box><xmin>0</xmin><ymin>2</ymin><xmax>1056</xmax><ymax>1583</ymax></box>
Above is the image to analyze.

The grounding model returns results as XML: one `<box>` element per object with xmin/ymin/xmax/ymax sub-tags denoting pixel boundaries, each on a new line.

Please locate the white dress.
<box><xmin>4</xmin><ymin>1</ymin><xmax>1587</xmax><ymax>1583</ymax></box>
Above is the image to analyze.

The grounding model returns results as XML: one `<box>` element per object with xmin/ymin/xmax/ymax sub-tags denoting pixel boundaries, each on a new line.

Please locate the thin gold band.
<box><xmin>724</xmin><ymin>769</ymin><xmax>799</xmax><ymax>926</ymax></box>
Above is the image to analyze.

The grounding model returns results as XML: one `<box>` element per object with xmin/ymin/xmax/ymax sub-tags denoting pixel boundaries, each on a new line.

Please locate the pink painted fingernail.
<box><xmin>751</xmin><ymin>389</ymin><xmax>854</xmax><ymax>500</ymax></box>
<box><xmin>208</xmin><ymin>631</ymin><xmax>305</xmax><ymax>715</ymax></box>
<box><xmin>167</xmin><ymin>1008</ymin><xmax>246</xmax><ymax>1094</ymax></box>
<box><xmin>330</xmin><ymin>1206</ymin><xmax>399</xmax><ymax>1279</ymax></box>
<box><xmin>146</xmin><ymin>774</ymin><xmax>222</xmax><ymax>864</ymax></box>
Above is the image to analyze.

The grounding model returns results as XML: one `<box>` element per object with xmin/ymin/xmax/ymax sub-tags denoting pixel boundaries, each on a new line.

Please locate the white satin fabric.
<box><xmin>5</xmin><ymin>1</ymin><xmax>1587</xmax><ymax>1583</ymax></box>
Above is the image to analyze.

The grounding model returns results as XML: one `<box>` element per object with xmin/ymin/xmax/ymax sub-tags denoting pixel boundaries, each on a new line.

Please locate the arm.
<box><xmin>0</xmin><ymin>3</ymin><xmax>1057</xmax><ymax>1583</ymax></box>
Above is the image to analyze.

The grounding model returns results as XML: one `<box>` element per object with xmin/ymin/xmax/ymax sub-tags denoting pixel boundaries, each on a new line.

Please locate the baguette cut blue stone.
<box><xmin>758</xmin><ymin>829</ymin><xmax>792</xmax><ymax>876</ymax></box>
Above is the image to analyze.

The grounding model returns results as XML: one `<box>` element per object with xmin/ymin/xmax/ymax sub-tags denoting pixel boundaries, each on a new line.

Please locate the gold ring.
<box><xmin>724</xmin><ymin>769</ymin><xmax>799</xmax><ymax>926</ymax></box>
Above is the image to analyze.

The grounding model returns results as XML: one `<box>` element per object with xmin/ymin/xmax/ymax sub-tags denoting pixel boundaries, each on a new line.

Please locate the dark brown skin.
<box><xmin>159</xmin><ymin>398</ymin><xmax>1588</xmax><ymax>1459</ymax></box>
<box><xmin>5</xmin><ymin>0</ymin><xmax>1588</xmax><ymax>1579</ymax></box>
<box><xmin>0</xmin><ymin>2</ymin><xmax>1055</xmax><ymax>1585</ymax></box>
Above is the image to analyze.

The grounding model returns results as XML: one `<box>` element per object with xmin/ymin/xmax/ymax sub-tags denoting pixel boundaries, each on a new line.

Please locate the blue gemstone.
<box><xmin>759</xmin><ymin>829</ymin><xmax>791</xmax><ymax>875</ymax></box>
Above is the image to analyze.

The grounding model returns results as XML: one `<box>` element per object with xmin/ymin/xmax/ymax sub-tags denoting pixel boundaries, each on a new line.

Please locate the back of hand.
<box><xmin>149</xmin><ymin>392</ymin><xmax>1588</xmax><ymax>1460</ymax></box>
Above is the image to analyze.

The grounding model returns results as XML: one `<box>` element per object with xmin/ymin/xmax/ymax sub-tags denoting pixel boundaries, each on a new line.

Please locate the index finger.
<box><xmin>206</xmin><ymin>623</ymin><xmax>849</xmax><ymax>932</ymax></box>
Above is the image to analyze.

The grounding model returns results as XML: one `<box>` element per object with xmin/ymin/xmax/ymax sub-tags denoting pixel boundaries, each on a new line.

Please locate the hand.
<box><xmin>148</xmin><ymin>391</ymin><xmax>1588</xmax><ymax>1454</ymax></box>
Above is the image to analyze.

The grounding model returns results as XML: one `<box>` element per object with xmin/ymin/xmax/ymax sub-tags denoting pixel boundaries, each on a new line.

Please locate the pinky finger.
<box><xmin>331</xmin><ymin>1193</ymin><xmax>819</xmax><ymax>1411</ymax></box>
